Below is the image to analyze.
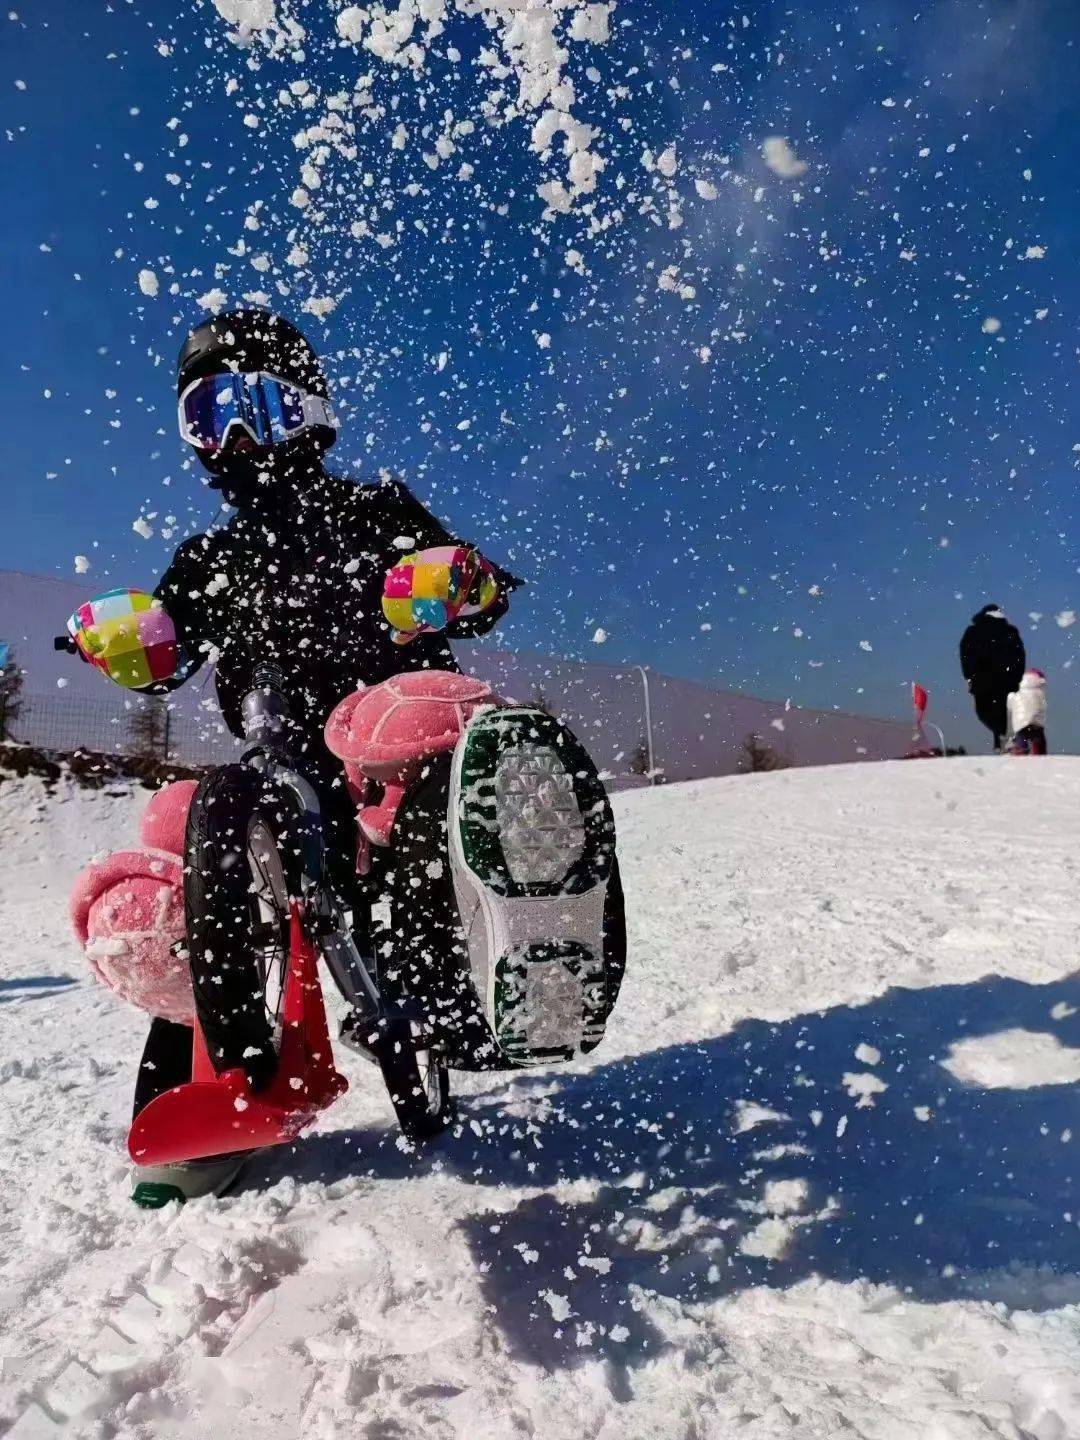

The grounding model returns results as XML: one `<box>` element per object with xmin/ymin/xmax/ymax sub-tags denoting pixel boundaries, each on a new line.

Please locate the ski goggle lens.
<box><xmin>178</xmin><ymin>372</ymin><xmax>333</xmax><ymax>451</ymax></box>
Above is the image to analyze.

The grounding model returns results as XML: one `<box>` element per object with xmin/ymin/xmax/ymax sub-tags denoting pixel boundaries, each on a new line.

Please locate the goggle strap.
<box><xmin>302</xmin><ymin>393</ymin><xmax>337</xmax><ymax>430</ymax></box>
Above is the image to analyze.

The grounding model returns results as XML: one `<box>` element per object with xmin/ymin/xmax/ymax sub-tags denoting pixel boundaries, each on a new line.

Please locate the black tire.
<box><xmin>373</xmin><ymin>1015</ymin><xmax>453</xmax><ymax>1140</ymax></box>
<box><xmin>185</xmin><ymin>764</ymin><xmax>300</xmax><ymax>1089</ymax></box>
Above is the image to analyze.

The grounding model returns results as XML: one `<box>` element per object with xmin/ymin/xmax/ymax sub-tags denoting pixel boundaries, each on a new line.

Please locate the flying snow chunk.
<box><xmin>942</xmin><ymin>1029</ymin><xmax>1080</xmax><ymax>1088</ymax></box>
<box><xmin>536</xmin><ymin>332</ymin><xmax>551</xmax><ymax>349</ymax></box>
<box><xmin>981</xmin><ymin>316</ymin><xmax>1002</xmax><ymax>334</ymax></box>
<box><xmin>762</xmin><ymin>136</ymin><xmax>807</xmax><ymax>179</ymax></box>
<box><xmin>1024</xmin><ymin>245</ymin><xmax>1046</xmax><ymax>260</ymax></box>
<box><xmin>132</xmin><ymin>518</ymin><xmax>154</xmax><ymax>540</ymax></box>
<box><xmin>74</xmin><ymin>555</ymin><xmax>90</xmax><ymax>575</ymax></box>
<box><xmin>137</xmin><ymin>268</ymin><xmax>159</xmax><ymax>298</ymax></box>
<box><xmin>733</xmin><ymin>1100</ymin><xmax>788</xmax><ymax>1134</ymax></box>
<box><xmin>694</xmin><ymin>178</ymin><xmax>719</xmax><ymax>201</ymax></box>
<box><xmin>212</xmin><ymin>0</ymin><xmax>275</xmax><ymax>32</ymax></box>
<box><xmin>1056</xmin><ymin>610</ymin><xmax>1076</xmax><ymax>629</ymax></box>
<box><xmin>197</xmin><ymin>288</ymin><xmax>228</xmax><ymax>314</ymax></box>
<box><xmin>592</xmin><ymin>628</ymin><xmax>608</xmax><ymax>644</ymax></box>
<box><xmin>542</xmin><ymin>1291</ymin><xmax>572</xmax><ymax>1322</ymax></box>
<box><xmin>302</xmin><ymin>295</ymin><xmax>337</xmax><ymax>319</ymax></box>
<box><xmin>859</xmin><ymin>639</ymin><xmax>873</xmax><ymax>652</ymax></box>
<box><xmin>657</xmin><ymin>146</ymin><xmax>678</xmax><ymax>178</ymax></box>
<box><xmin>336</xmin><ymin>4</ymin><xmax>365</xmax><ymax>43</ymax></box>
<box><xmin>762</xmin><ymin>1178</ymin><xmax>809</xmax><ymax>1216</ymax></box>
<box><xmin>855</xmin><ymin>1042</ymin><xmax>881</xmax><ymax>1066</ymax></box>
<box><xmin>569</xmin><ymin>3</ymin><xmax>611</xmax><ymax>44</ymax></box>
<box><xmin>739</xmin><ymin>1217</ymin><xmax>794</xmax><ymax>1260</ymax></box>
<box><xmin>843</xmin><ymin>1072</ymin><xmax>888</xmax><ymax>1108</ymax></box>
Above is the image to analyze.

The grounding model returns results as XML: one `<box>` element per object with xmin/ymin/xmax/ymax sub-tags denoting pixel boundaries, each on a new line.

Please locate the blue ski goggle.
<box><xmin>178</xmin><ymin>371</ymin><xmax>337</xmax><ymax>452</ymax></box>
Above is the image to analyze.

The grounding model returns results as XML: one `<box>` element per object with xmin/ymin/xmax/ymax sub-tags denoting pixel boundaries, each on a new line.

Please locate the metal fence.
<box><xmin>6</xmin><ymin>691</ymin><xmax>239</xmax><ymax>768</ymax></box>
<box><xmin>2</xmin><ymin>564</ymin><xmax>913</xmax><ymax>782</ymax></box>
<box><xmin>5</xmin><ymin>655</ymin><xmax>913</xmax><ymax>784</ymax></box>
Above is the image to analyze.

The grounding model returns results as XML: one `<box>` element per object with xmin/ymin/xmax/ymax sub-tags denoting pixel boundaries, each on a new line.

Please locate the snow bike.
<box><xmin>56</xmin><ymin>638</ymin><xmax>453</xmax><ymax>1168</ymax></box>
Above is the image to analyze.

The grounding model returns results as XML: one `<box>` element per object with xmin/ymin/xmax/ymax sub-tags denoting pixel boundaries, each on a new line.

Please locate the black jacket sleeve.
<box><xmin>381</xmin><ymin>479</ymin><xmax>522</xmax><ymax>639</ymax></box>
<box><xmin>959</xmin><ymin>626</ymin><xmax>977</xmax><ymax>684</ymax></box>
<box><xmin>146</xmin><ymin>536</ymin><xmax>216</xmax><ymax>693</ymax></box>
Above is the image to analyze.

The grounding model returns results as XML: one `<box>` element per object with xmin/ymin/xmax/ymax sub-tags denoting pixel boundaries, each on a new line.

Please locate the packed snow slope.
<box><xmin>1</xmin><ymin>757</ymin><xmax>1079</xmax><ymax>1439</ymax></box>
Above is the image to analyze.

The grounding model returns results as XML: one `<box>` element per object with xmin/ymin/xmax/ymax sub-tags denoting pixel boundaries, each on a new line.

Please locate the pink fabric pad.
<box><xmin>324</xmin><ymin>671</ymin><xmax>499</xmax><ymax>784</ymax></box>
<box><xmin>139</xmin><ymin>777</ymin><xmax>199</xmax><ymax>856</ymax></box>
<box><xmin>358</xmin><ymin>782</ymin><xmax>408</xmax><ymax>848</ymax></box>
<box><xmin>69</xmin><ymin>780</ymin><xmax>198</xmax><ymax>1023</ymax></box>
<box><xmin>70</xmin><ymin>849</ymin><xmax>193</xmax><ymax>1023</ymax></box>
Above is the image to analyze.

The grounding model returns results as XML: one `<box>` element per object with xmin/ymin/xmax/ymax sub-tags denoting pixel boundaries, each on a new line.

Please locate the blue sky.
<box><xmin>2</xmin><ymin>0</ymin><xmax>1078</xmax><ymax>750</ymax></box>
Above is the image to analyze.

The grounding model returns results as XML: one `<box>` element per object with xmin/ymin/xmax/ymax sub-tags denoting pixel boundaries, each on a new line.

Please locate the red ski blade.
<box><xmin>128</xmin><ymin>903</ymin><xmax>348</xmax><ymax>1167</ymax></box>
<box><xmin>128</xmin><ymin>1070</ymin><xmax>319</xmax><ymax>1164</ymax></box>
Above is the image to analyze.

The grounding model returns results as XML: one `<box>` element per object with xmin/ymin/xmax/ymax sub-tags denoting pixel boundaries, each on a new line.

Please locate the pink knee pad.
<box><xmin>138</xmin><ymin>776</ymin><xmax>198</xmax><ymax>855</ymax></box>
<box><xmin>69</xmin><ymin>781</ymin><xmax>196</xmax><ymax>1024</ymax></box>
<box><xmin>324</xmin><ymin>671</ymin><xmax>500</xmax><ymax>848</ymax></box>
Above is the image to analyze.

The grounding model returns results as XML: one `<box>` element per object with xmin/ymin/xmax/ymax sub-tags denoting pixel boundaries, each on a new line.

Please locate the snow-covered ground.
<box><xmin>1</xmin><ymin>757</ymin><xmax>1079</xmax><ymax>1439</ymax></box>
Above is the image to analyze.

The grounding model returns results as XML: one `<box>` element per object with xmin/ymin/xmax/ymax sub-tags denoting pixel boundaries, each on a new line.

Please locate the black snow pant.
<box><xmin>972</xmin><ymin>684</ymin><xmax>1009</xmax><ymax>750</ymax></box>
<box><xmin>133</xmin><ymin>742</ymin><xmax>371</xmax><ymax>1120</ymax></box>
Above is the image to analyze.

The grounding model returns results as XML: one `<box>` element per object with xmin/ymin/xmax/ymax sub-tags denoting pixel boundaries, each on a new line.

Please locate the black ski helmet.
<box><xmin>177</xmin><ymin>307</ymin><xmax>336</xmax><ymax>440</ymax></box>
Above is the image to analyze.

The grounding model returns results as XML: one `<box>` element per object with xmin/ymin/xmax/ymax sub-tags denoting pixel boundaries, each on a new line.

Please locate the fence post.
<box><xmin>163</xmin><ymin>706</ymin><xmax>171</xmax><ymax>763</ymax></box>
<box><xmin>634</xmin><ymin>665</ymin><xmax>656</xmax><ymax>785</ymax></box>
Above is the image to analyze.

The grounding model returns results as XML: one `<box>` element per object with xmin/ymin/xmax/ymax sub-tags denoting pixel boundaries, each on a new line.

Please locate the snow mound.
<box><xmin>1</xmin><ymin>758</ymin><xmax>1079</xmax><ymax>1438</ymax></box>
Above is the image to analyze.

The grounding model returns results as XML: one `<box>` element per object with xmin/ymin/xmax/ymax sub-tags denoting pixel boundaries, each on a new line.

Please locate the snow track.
<box><xmin>1</xmin><ymin>759</ymin><xmax>1079</xmax><ymax>1438</ymax></box>
<box><xmin>6</xmin><ymin>1226</ymin><xmax>301</xmax><ymax>1438</ymax></box>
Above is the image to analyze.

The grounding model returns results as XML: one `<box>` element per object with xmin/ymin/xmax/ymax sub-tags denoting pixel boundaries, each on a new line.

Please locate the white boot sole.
<box><xmin>449</xmin><ymin>709</ymin><xmax>616</xmax><ymax>1065</ymax></box>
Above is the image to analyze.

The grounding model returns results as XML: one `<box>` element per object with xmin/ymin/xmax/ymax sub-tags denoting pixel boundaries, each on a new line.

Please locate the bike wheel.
<box><xmin>185</xmin><ymin>765</ymin><xmax>299</xmax><ymax>1088</ymax></box>
<box><xmin>374</xmin><ymin>1016</ymin><xmax>453</xmax><ymax>1140</ymax></box>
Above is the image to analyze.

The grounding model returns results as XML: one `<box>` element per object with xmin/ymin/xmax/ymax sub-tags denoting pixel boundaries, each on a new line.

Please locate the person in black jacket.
<box><xmin>70</xmin><ymin>310</ymin><xmax>625</xmax><ymax>1203</ymax></box>
<box><xmin>96</xmin><ymin>311</ymin><xmax>520</xmax><ymax>1196</ymax></box>
<box><xmin>959</xmin><ymin>604</ymin><xmax>1026</xmax><ymax>750</ymax></box>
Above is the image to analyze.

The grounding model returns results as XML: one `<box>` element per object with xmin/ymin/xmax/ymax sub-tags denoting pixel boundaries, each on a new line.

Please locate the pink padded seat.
<box><xmin>138</xmin><ymin>777</ymin><xmax>198</xmax><ymax>856</ymax></box>
<box><xmin>324</xmin><ymin>670</ymin><xmax>499</xmax><ymax>849</ymax></box>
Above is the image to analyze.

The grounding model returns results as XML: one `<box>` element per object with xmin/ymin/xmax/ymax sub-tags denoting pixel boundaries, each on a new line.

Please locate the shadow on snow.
<box><xmin>0</xmin><ymin>974</ymin><xmax>77</xmax><ymax>1002</ymax></box>
<box><xmin>256</xmin><ymin>972</ymin><xmax>1080</xmax><ymax>1372</ymax></box>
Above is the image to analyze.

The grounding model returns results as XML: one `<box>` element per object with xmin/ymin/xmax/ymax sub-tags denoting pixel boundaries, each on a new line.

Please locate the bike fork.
<box><xmin>314</xmin><ymin>910</ymin><xmax>382</xmax><ymax>1015</ymax></box>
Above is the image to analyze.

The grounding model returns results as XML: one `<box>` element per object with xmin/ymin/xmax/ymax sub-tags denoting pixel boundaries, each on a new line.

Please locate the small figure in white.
<box><xmin>1006</xmin><ymin>668</ymin><xmax>1048</xmax><ymax>756</ymax></box>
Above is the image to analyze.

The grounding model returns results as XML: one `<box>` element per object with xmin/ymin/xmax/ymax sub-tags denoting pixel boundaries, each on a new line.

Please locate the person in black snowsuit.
<box><xmin>135</xmin><ymin>310</ymin><xmax>523</xmax><ymax>1136</ymax></box>
<box><xmin>68</xmin><ymin>309</ymin><xmax>626</xmax><ymax>1206</ymax></box>
<box><xmin>959</xmin><ymin>604</ymin><xmax>1026</xmax><ymax>750</ymax></box>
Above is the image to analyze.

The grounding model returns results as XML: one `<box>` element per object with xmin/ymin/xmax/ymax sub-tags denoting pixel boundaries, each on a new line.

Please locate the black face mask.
<box><xmin>199</xmin><ymin>431</ymin><xmax>327</xmax><ymax>509</ymax></box>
